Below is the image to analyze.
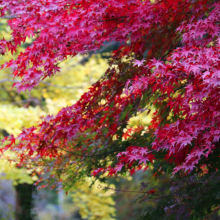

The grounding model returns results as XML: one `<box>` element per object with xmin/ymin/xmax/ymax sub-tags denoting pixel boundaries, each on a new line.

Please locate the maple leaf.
<box><xmin>194</xmin><ymin>149</ymin><xmax>204</xmax><ymax>158</ymax></box>
<box><xmin>151</xmin><ymin>58</ymin><xmax>164</xmax><ymax>69</ymax></box>
<box><xmin>183</xmin><ymin>164</ymin><xmax>196</xmax><ymax>172</ymax></box>
<box><xmin>114</xmin><ymin>163</ymin><xmax>124</xmax><ymax>172</ymax></box>
<box><xmin>133</xmin><ymin>59</ymin><xmax>145</xmax><ymax>67</ymax></box>
<box><xmin>138</xmin><ymin>156</ymin><xmax>149</xmax><ymax>165</ymax></box>
<box><xmin>127</xmin><ymin>154</ymin><xmax>138</xmax><ymax>163</ymax></box>
<box><xmin>138</xmin><ymin>148</ymin><xmax>149</xmax><ymax>156</ymax></box>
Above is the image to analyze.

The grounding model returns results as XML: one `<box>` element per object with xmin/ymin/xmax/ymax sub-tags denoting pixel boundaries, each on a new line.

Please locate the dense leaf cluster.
<box><xmin>1</xmin><ymin>0</ymin><xmax>220</xmax><ymax>218</ymax></box>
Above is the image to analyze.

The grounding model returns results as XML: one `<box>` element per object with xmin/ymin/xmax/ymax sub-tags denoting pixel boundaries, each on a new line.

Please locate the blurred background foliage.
<box><xmin>0</xmin><ymin>17</ymin><xmax>154</xmax><ymax>220</ymax></box>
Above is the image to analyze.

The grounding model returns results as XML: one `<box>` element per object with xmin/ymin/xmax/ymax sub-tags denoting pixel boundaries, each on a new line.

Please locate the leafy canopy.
<box><xmin>1</xmin><ymin>0</ymin><xmax>220</xmax><ymax>218</ymax></box>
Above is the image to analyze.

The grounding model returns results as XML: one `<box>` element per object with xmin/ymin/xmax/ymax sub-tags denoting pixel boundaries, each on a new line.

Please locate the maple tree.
<box><xmin>1</xmin><ymin>0</ymin><xmax>220</xmax><ymax>218</ymax></box>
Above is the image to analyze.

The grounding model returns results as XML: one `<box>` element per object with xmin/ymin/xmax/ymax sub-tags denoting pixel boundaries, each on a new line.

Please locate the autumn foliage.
<box><xmin>1</xmin><ymin>0</ymin><xmax>220</xmax><ymax>218</ymax></box>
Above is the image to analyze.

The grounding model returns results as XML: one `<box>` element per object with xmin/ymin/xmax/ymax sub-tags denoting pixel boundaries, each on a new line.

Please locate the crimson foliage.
<box><xmin>1</xmin><ymin>0</ymin><xmax>220</xmax><ymax>218</ymax></box>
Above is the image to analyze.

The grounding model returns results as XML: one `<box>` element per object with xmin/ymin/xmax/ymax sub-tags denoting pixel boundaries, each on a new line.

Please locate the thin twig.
<box><xmin>99</xmin><ymin>16</ymin><xmax>128</xmax><ymax>22</ymax></box>
<box><xmin>57</xmin><ymin>146</ymin><xmax>120</xmax><ymax>158</ymax></box>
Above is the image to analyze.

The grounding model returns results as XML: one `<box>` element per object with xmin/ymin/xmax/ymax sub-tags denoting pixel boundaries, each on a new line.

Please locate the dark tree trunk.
<box><xmin>15</xmin><ymin>183</ymin><xmax>34</xmax><ymax>220</ymax></box>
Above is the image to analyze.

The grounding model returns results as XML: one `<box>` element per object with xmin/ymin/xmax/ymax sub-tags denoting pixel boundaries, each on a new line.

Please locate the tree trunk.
<box><xmin>15</xmin><ymin>183</ymin><xmax>34</xmax><ymax>220</ymax></box>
